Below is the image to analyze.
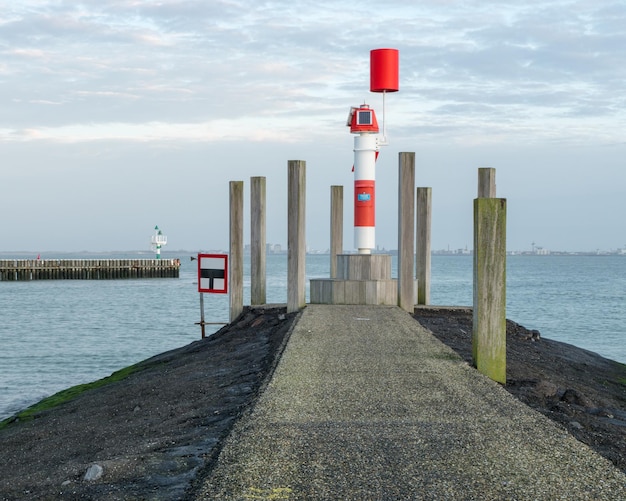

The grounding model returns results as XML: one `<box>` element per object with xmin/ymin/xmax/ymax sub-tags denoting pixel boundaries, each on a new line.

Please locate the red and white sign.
<box><xmin>198</xmin><ymin>253</ymin><xmax>228</xmax><ymax>294</ymax></box>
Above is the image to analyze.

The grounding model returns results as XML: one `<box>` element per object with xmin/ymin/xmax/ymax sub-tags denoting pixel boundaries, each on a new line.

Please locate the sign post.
<box><xmin>197</xmin><ymin>253</ymin><xmax>228</xmax><ymax>338</ymax></box>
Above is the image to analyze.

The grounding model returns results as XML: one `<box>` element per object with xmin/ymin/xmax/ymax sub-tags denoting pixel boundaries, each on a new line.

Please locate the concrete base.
<box><xmin>310</xmin><ymin>278</ymin><xmax>398</xmax><ymax>305</ymax></box>
<box><xmin>336</xmin><ymin>254</ymin><xmax>391</xmax><ymax>280</ymax></box>
<box><xmin>310</xmin><ymin>254</ymin><xmax>417</xmax><ymax>306</ymax></box>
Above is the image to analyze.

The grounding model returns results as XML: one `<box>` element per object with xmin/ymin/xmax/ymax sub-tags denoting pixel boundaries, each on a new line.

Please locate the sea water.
<box><xmin>1</xmin><ymin>252</ymin><xmax>624</xmax><ymax>421</ymax></box>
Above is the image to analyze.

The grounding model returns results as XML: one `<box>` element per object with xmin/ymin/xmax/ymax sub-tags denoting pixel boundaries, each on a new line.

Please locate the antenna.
<box><xmin>381</xmin><ymin>89</ymin><xmax>387</xmax><ymax>143</ymax></box>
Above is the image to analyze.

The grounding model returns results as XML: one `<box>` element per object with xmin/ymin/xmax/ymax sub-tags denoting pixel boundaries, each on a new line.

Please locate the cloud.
<box><xmin>2</xmin><ymin>0</ymin><xmax>626</xmax><ymax>252</ymax></box>
<box><xmin>1</xmin><ymin>0</ymin><xmax>624</xmax><ymax>147</ymax></box>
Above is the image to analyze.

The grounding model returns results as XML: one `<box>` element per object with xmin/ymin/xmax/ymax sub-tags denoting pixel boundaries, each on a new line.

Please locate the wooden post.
<box><xmin>416</xmin><ymin>187</ymin><xmax>432</xmax><ymax>305</ymax></box>
<box><xmin>287</xmin><ymin>160</ymin><xmax>306</xmax><ymax>313</ymax></box>
<box><xmin>478</xmin><ymin>167</ymin><xmax>496</xmax><ymax>198</ymax></box>
<box><xmin>473</xmin><ymin>197</ymin><xmax>507</xmax><ymax>383</ymax></box>
<box><xmin>330</xmin><ymin>185</ymin><xmax>343</xmax><ymax>279</ymax></box>
<box><xmin>251</xmin><ymin>176</ymin><xmax>267</xmax><ymax>305</ymax></box>
<box><xmin>397</xmin><ymin>152</ymin><xmax>415</xmax><ymax>312</ymax></box>
<box><xmin>229</xmin><ymin>180</ymin><xmax>244</xmax><ymax>322</ymax></box>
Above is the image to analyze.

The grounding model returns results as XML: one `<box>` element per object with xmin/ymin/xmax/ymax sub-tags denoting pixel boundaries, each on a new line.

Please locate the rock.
<box><xmin>561</xmin><ymin>388</ymin><xmax>593</xmax><ymax>408</ymax></box>
<box><xmin>534</xmin><ymin>380</ymin><xmax>559</xmax><ymax>399</ymax></box>
<box><xmin>251</xmin><ymin>317</ymin><xmax>265</xmax><ymax>328</ymax></box>
<box><xmin>522</xmin><ymin>329</ymin><xmax>541</xmax><ymax>341</ymax></box>
<box><xmin>84</xmin><ymin>464</ymin><xmax>103</xmax><ymax>481</ymax></box>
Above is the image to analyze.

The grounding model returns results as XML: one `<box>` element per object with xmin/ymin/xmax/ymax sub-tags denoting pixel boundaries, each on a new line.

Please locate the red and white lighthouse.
<box><xmin>347</xmin><ymin>48</ymin><xmax>399</xmax><ymax>254</ymax></box>
<box><xmin>347</xmin><ymin>104</ymin><xmax>379</xmax><ymax>254</ymax></box>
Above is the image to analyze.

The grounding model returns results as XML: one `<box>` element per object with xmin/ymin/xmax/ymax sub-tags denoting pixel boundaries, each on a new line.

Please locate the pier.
<box><xmin>0</xmin><ymin>258</ymin><xmax>180</xmax><ymax>281</ymax></box>
<box><xmin>197</xmin><ymin>305</ymin><xmax>626</xmax><ymax>499</ymax></box>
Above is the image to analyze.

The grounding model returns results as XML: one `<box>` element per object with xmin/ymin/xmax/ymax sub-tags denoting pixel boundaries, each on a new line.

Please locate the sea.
<box><xmin>1</xmin><ymin>252</ymin><xmax>624</xmax><ymax>421</ymax></box>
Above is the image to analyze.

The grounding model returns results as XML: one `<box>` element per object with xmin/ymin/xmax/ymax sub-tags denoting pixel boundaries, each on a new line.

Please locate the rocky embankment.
<box><xmin>413</xmin><ymin>307</ymin><xmax>626</xmax><ymax>474</ymax></box>
<box><xmin>0</xmin><ymin>305</ymin><xmax>624</xmax><ymax>500</ymax></box>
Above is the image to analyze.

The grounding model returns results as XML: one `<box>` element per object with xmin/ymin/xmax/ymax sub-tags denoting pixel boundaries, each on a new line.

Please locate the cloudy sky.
<box><xmin>2</xmin><ymin>0</ymin><xmax>625</xmax><ymax>253</ymax></box>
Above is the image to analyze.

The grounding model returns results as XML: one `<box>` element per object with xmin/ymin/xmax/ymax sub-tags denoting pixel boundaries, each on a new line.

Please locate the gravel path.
<box><xmin>197</xmin><ymin>305</ymin><xmax>626</xmax><ymax>500</ymax></box>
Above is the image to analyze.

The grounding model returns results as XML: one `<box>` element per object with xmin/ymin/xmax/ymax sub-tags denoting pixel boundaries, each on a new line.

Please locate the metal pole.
<box><xmin>478</xmin><ymin>167</ymin><xmax>496</xmax><ymax>198</ymax></box>
<box><xmin>199</xmin><ymin>292</ymin><xmax>206</xmax><ymax>339</ymax></box>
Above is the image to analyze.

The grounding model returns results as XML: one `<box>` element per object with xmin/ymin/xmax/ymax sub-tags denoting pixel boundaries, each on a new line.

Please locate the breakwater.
<box><xmin>0</xmin><ymin>259</ymin><xmax>180</xmax><ymax>281</ymax></box>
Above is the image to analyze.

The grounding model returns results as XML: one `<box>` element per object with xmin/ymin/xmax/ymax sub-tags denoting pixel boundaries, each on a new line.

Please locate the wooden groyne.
<box><xmin>0</xmin><ymin>259</ymin><xmax>180</xmax><ymax>281</ymax></box>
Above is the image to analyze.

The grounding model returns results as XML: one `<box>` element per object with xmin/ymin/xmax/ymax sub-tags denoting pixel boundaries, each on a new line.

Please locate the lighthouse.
<box><xmin>347</xmin><ymin>48</ymin><xmax>399</xmax><ymax>254</ymax></box>
<box><xmin>310</xmin><ymin>48</ymin><xmax>404</xmax><ymax>306</ymax></box>
<box><xmin>347</xmin><ymin>104</ymin><xmax>379</xmax><ymax>254</ymax></box>
<box><xmin>151</xmin><ymin>225</ymin><xmax>167</xmax><ymax>259</ymax></box>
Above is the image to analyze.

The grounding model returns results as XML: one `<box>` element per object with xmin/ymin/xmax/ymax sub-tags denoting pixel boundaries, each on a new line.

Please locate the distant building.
<box><xmin>267</xmin><ymin>243</ymin><xmax>283</xmax><ymax>254</ymax></box>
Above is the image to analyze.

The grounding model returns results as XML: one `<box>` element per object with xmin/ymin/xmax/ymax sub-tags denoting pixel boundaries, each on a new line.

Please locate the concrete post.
<box><xmin>397</xmin><ymin>152</ymin><xmax>415</xmax><ymax>312</ymax></box>
<box><xmin>478</xmin><ymin>167</ymin><xmax>496</xmax><ymax>198</ymax></box>
<box><xmin>251</xmin><ymin>176</ymin><xmax>266</xmax><ymax>305</ymax></box>
<box><xmin>416</xmin><ymin>187</ymin><xmax>432</xmax><ymax>305</ymax></box>
<box><xmin>287</xmin><ymin>160</ymin><xmax>306</xmax><ymax>313</ymax></box>
<box><xmin>473</xmin><ymin>197</ymin><xmax>507</xmax><ymax>383</ymax></box>
<box><xmin>330</xmin><ymin>185</ymin><xmax>343</xmax><ymax>279</ymax></box>
<box><xmin>229</xmin><ymin>180</ymin><xmax>244</xmax><ymax>322</ymax></box>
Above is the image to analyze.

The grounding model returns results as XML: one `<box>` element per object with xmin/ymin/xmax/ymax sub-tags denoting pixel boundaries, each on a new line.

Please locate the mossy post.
<box><xmin>397</xmin><ymin>152</ymin><xmax>415</xmax><ymax>312</ymax></box>
<box><xmin>416</xmin><ymin>187</ymin><xmax>432</xmax><ymax>305</ymax></box>
<box><xmin>251</xmin><ymin>176</ymin><xmax>266</xmax><ymax>305</ymax></box>
<box><xmin>473</xmin><ymin>196</ymin><xmax>507</xmax><ymax>383</ymax></box>
<box><xmin>288</xmin><ymin>160</ymin><xmax>306</xmax><ymax>313</ymax></box>
<box><xmin>230</xmin><ymin>180</ymin><xmax>244</xmax><ymax>322</ymax></box>
<box><xmin>330</xmin><ymin>185</ymin><xmax>343</xmax><ymax>279</ymax></box>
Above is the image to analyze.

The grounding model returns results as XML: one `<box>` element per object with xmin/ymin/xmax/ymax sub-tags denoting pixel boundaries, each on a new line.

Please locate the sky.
<box><xmin>2</xmin><ymin>0</ymin><xmax>625</xmax><ymax>254</ymax></box>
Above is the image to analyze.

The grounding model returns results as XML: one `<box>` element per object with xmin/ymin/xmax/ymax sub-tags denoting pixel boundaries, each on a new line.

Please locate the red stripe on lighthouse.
<box><xmin>354</xmin><ymin>180</ymin><xmax>375</xmax><ymax>227</ymax></box>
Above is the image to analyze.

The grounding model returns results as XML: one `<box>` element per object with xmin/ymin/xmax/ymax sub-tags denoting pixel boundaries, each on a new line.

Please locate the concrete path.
<box><xmin>196</xmin><ymin>305</ymin><xmax>626</xmax><ymax>500</ymax></box>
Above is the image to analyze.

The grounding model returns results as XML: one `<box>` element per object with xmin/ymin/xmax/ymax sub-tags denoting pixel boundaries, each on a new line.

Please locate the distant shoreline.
<box><xmin>1</xmin><ymin>249</ymin><xmax>625</xmax><ymax>257</ymax></box>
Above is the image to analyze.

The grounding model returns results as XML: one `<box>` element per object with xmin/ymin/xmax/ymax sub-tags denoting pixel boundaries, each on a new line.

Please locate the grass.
<box><xmin>616</xmin><ymin>362</ymin><xmax>626</xmax><ymax>386</ymax></box>
<box><xmin>0</xmin><ymin>362</ymin><xmax>145</xmax><ymax>431</ymax></box>
<box><xmin>432</xmin><ymin>351</ymin><xmax>463</xmax><ymax>361</ymax></box>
